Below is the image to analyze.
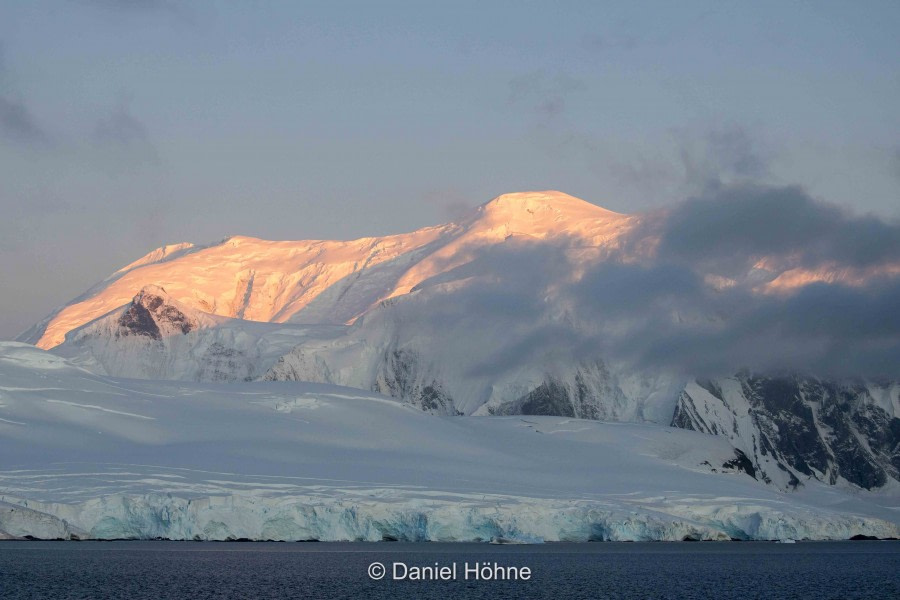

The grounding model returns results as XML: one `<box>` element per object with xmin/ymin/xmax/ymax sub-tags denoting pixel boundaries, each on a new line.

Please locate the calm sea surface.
<box><xmin>1</xmin><ymin>540</ymin><xmax>897</xmax><ymax>599</ymax></box>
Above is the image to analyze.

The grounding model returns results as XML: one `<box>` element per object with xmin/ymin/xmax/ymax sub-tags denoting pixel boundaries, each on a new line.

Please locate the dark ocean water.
<box><xmin>1</xmin><ymin>540</ymin><xmax>897</xmax><ymax>599</ymax></box>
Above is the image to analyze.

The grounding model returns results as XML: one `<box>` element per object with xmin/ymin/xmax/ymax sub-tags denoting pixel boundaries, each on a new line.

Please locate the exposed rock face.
<box><xmin>488</xmin><ymin>366</ymin><xmax>645</xmax><ymax>420</ymax></box>
<box><xmin>372</xmin><ymin>349</ymin><xmax>459</xmax><ymax>414</ymax></box>
<box><xmin>116</xmin><ymin>287</ymin><xmax>194</xmax><ymax>340</ymax></box>
<box><xmin>722</xmin><ymin>449</ymin><xmax>757</xmax><ymax>479</ymax></box>
<box><xmin>118</xmin><ymin>301</ymin><xmax>161</xmax><ymax>339</ymax></box>
<box><xmin>672</xmin><ymin>374</ymin><xmax>900</xmax><ymax>490</ymax></box>
<box><xmin>515</xmin><ymin>380</ymin><xmax>577</xmax><ymax>418</ymax></box>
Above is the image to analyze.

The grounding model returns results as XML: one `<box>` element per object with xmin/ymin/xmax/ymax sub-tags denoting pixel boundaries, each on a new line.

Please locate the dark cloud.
<box><xmin>591</xmin><ymin>275</ymin><xmax>900</xmax><ymax>380</ymax></box>
<box><xmin>594</xmin><ymin>187</ymin><xmax>900</xmax><ymax>377</ymax></box>
<box><xmin>465</xmin><ymin>323</ymin><xmax>582</xmax><ymax>379</ymax></box>
<box><xmin>638</xmin><ymin>184</ymin><xmax>900</xmax><ymax>274</ymax></box>
<box><xmin>560</xmin><ymin>183</ymin><xmax>900</xmax><ymax>376</ymax></box>
<box><xmin>572</xmin><ymin>262</ymin><xmax>702</xmax><ymax>316</ymax></box>
<box><xmin>387</xmin><ymin>185</ymin><xmax>900</xmax><ymax>380</ymax></box>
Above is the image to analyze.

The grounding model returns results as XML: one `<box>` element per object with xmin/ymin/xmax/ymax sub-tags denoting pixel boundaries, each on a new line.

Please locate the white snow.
<box><xmin>0</xmin><ymin>343</ymin><xmax>897</xmax><ymax>541</ymax></box>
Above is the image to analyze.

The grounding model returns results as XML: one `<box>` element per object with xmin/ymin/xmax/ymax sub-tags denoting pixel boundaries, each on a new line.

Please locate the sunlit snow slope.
<box><xmin>0</xmin><ymin>343</ymin><xmax>897</xmax><ymax>541</ymax></box>
<box><xmin>23</xmin><ymin>191</ymin><xmax>633</xmax><ymax>350</ymax></box>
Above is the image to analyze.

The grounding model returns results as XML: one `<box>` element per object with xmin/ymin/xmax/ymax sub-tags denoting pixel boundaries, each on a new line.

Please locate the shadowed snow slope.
<box><xmin>0</xmin><ymin>343</ymin><xmax>897</xmax><ymax>541</ymax></box>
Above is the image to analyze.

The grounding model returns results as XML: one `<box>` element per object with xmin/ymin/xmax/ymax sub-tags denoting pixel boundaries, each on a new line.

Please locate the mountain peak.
<box><xmin>477</xmin><ymin>190</ymin><xmax>624</xmax><ymax>219</ymax></box>
<box><xmin>134</xmin><ymin>284</ymin><xmax>171</xmax><ymax>302</ymax></box>
<box><xmin>117</xmin><ymin>285</ymin><xmax>195</xmax><ymax>341</ymax></box>
<box><xmin>462</xmin><ymin>190</ymin><xmax>628</xmax><ymax>239</ymax></box>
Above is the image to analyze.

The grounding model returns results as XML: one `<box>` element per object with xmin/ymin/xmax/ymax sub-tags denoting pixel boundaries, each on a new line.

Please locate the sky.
<box><xmin>1</xmin><ymin>1</ymin><xmax>899</xmax><ymax>339</ymax></box>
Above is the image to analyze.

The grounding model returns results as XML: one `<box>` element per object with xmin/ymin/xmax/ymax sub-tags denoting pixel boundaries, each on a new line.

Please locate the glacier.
<box><xmin>1</xmin><ymin>342</ymin><xmax>897</xmax><ymax>542</ymax></box>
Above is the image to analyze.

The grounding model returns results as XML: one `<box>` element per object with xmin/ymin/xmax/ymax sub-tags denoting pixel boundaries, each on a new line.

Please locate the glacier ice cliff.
<box><xmin>3</xmin><ymin>490</ymin><xmax>897</xmax><ymax>542</ymax></box>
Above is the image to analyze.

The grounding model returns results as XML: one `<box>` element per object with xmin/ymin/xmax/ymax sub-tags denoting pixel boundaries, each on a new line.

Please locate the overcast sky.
<box><xmin>1</xmin><ymin>1</ymin><xmax>899</xmax><ymax>339</ymax></box>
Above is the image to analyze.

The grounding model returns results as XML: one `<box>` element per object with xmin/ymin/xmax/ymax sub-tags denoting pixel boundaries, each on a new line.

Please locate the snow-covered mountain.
<box><xmin>23</xmin><ymin>191</ymin><xmax>635</xmax><ymax>351</ymax></box>
<box><xmin>673</xmin><ymin>375</ymin><xmax>900</xmax><ymax>490</ymax></box>
<box><xmin>1</xmin><ymin>343</ymin><xmax>897</xmax><ymax>541</ymax></box>
<box><xmin>16</xmin><ymin>190</ymin><xmax>900</xmax><ymax>496</ymax></box>
<box><xmin>52</xmin><ymin>285</ymin><xmax>345</xmax><ymax>381</ymax></box>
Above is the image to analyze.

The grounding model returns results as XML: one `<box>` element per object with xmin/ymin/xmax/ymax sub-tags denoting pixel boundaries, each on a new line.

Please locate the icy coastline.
<box><xmin>2</xmin><ymin>489</ymin><xmax>898</xmax><ymax>543</ymax></box>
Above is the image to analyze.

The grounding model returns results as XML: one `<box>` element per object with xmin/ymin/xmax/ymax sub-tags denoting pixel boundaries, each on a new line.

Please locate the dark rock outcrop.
<box><xmin>116</xmin><ymin>287</ymin><xmax>194</xmax><ymax>340</ymax></box>
<box><xmin>673</xmin><ymin>373</ymin><xmax>899</xmax><ymax>490</ymax></box>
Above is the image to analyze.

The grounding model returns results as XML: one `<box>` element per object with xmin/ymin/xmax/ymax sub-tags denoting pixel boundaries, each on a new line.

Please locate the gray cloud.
<box><xmin>606</xmin><ymin>155</ymin><xmax>681</xmax><ymax>206</ymax></box>
<box><xmin>609</xmin><ymin>124</ymin><xmax>773</xmax><ymax>207</ymax></box>
<box><xmin>394</xmin><ymin>239</ymin><xmax>589</xmax><ymax>379</ymax></box>
<box><xmin>892</xmin><ymin>146</ymin><xmax>900</xmax><ymax>181</ymax></box>
<box><xmin>677</xmin><ymin>124</ymin><xmax>770</xmax><ymax>189</ymax></box>
<box><xmin>0</xmin><ymin>43</ymin><xmax>49</xmax><ymax>145</ymax></box>
<box><xmin>638</xmin><ymin>184</ymin><xmax>900</xmax><ymax>275</ymax></box>
<box><xmin>422</xmin><ymin>189</ymin><xmax>476</xmax><ymax>223</ymax></box>
<box><xmin>570</xmin><ymin>183</ymin><xmax>900</xmax><ymax>377</ymax></box>
<box><xmin>0</xmin><ymin>96</ymin><xmax>49</xmax><ymax>144</ymax></box>
<box><xmin>572</xmin><ymin>262</ymin><xmax>703</xmax><ymax>317</ymax></box>
<box><xmin>389</xmin><ymin>185</ymin><xmax>900</xmax><ymax>380</ymax></box>
<box><xmin>411</xmin><ymin>239</ymin><xmax>571</xmax><ymax>319</ymax></box>
<box><xmin>94</xmin><ymin>101</ymin><xmax>160</xmax><ymax>164</ymax></box>
<box><xmin>507</xmin><ymin>71</ymin><xmax>587</xmax><ymax>121</ymax></box>
<box><xmin>590</xmin><ymin>187</ymin><xmax>900</xmax><ymax>377</ymax></box>
<box><xmin>595</xmin><ymin>275</ymin><xmax>900</xmax><ymax>380</ymax></box>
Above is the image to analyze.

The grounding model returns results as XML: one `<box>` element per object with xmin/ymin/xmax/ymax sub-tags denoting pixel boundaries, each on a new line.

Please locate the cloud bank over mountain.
<box><xmin>363</xmin><ymin>186</ymin><xmax>900</xmax><ymax>380</ymax></box>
